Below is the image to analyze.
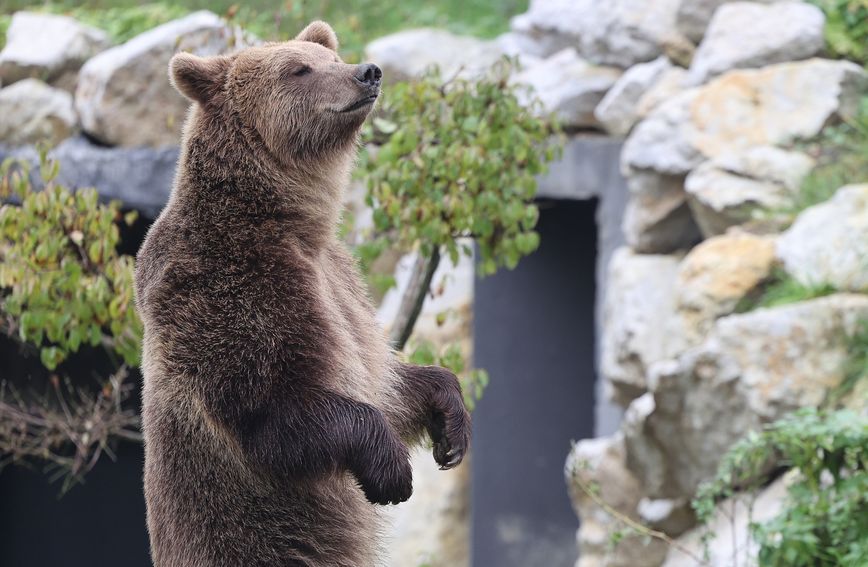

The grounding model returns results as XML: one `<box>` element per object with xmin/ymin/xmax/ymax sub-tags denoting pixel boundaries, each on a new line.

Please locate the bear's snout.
<box><xmin>353</xmin><ymin>63</ymin><xmax>382</xmax><ymax>88</ymax></box>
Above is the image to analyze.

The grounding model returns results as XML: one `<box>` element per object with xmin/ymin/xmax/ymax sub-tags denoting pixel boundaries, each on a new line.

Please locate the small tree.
<box><xmin>359</xmin><ymin>59</ymin><xmax>561</xmax><ymax>406</ymax></box>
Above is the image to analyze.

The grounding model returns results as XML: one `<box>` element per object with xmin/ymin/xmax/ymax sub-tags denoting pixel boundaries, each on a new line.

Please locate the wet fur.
<box><xmin>134</xmin><ymin>22</ymin><xmax>471</xmax><ymax>567</ymax></box>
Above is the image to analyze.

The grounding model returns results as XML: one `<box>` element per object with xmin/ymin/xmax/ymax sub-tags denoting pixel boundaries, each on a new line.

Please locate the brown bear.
<box><xmin>134</xmin><ymin>21</ymin><xmax>471</xmax><ymax>567</ymax></box>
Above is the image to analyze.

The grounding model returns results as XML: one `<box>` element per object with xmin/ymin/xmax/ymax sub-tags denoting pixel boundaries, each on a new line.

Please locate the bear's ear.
<box><xmin>169</xmin><ymin>53</ymin><xmax>230</xmax><ymax>105</ymax></box>
<box><xmin>295</xmin><ymin>21</ymin><xmax>339</xmax><ymax>52</ymax></box>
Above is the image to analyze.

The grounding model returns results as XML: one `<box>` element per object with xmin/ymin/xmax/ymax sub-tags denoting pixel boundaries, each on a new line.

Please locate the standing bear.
<box><xmin>134</xmin><ymin>21</ymin><xmax>471</xmax><ymax>567</ymax></box>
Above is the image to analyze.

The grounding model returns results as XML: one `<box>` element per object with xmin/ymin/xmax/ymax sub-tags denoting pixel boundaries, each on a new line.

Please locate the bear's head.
<box><xmin>168</xmin><ymin>21</ymin><xmax>381</xmax><ymax>163</ymax></box>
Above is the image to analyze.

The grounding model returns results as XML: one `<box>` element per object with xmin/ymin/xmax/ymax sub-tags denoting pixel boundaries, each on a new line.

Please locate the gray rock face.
<box><xmin>623</xmin><ymin>59</ymin><xmax>867</xmax><ymax>177</ymax></box>
<box><xmin>623</xmin><ymin>171</ymin><xmax>701</xmax><ymax>253</ymax></box>
<box><xmin>0</xmin><ymin>11</ymin><xmax>110</xmax><ymax>88</ymax></box>
<box><xmin>0</xmin><ymin>136</ymin><xmax>178</xmax><ymax>217</ymax></box>
<box><xmin>685</xmin><ymin>146</ymin><xmax>815</xmax><ymax>237</ymax></box>
<box><xmin>777</xmin><ymin>184</ymin><xmax>868</xmax><ymax>292</ymax></box>
<box><xmin>512</xmin><ymin>49</ymin><xmax>622</xmax><ymax>129</ymax></box>
<box><xmin>75</xmin><ymin>11</ymin><xmax>254</xmax><ymax>147</ymax></box>
<box><xmin>595</xmin><ymin>57</ymin><xmax>673</xmax><ymax>137</ymax></box>
<box><xmin>565</xmin><ymin>434</ymin><xmax>669</xmax><ymax>567</ymax></box>
<box><xmin>364</xmin><ymin>28</ymin><xmax>505</xmax><ymax>82</ymax></box>
<box><xmin>675</xmin><ymin>0</ymin><xmax>777</xmax><ymax>43</ymax></box>
<box><xmin>0</xmin><ymin>79</ymin><xmax>78</xmax><ymax>146</ymax></box>
<box><xmin>601</xmin><ymin>247</ymin><xmax>686</xmax><ymax>406</ymax></box>
<box><xmin>510</xmin><ymin>0</ymin><xmax>681</xmax><ymax>68</ymax></box>
<box><xmin>688</xmin><ymin>2</ymin><xmax>826</xmax><ymax>85</ymax></box>
<box><xmin>625</xmin><ymin>294</ymin><xmax>868</xmax><ymax>499</ymax></box>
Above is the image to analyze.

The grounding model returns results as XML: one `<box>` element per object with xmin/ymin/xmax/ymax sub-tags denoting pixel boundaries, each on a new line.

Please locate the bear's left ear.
<box><xmin>169</xmin><ymin>53</ymin><xmax>231</xmax><ymax>105</ymax></box>
<box><xmin>295</xmin><ymin>21</ymin><xmax>339</xmax><ymax>52</ymax></box>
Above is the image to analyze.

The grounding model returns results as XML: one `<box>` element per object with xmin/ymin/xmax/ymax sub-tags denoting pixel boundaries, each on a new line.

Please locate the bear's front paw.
<box><xmin>354</xmin><ymin>441</ymin><xmax>413</xmax><ymax>506</ymax></box>
<box><xmin>428</xmin><ymin>370</ymin><xmax>472</xmax><ymax>470</ymax></box>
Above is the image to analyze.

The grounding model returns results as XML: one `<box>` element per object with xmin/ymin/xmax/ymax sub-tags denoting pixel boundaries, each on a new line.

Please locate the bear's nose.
<box><xmin>354</xmin><ymin>63</ymin><xmax>382</xmax><ymax>87</ymax></box>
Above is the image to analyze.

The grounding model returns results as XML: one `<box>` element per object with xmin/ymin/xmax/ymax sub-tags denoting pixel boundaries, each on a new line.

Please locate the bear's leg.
<box><xmin>391</xmin><ymin>363</ymin><xmax>472</xmax><ymax>470</ymax></box>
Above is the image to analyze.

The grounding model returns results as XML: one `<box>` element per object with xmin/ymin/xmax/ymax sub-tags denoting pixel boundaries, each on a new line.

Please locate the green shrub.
<box><xmin>735</xmin><ymin>267</ymin><xmax>837</xmax><ymax>313</ymax></box>
<box><xmin>694</xmin><ymin>408</ymin><xmax>868</xmax><ymax>567</ymax></box>
<box><xmin>0</xmin><ymin>151</ymin><xmax>142</xmax><ymax>370</ymax></box>
<box><xmin>808</xmin><ymin>0</ymin><xmax>868</xmax><ymax>64</ymax></box>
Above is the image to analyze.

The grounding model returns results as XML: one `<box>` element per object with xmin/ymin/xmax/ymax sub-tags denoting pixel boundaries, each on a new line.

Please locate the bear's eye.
<box><xmin>293</xmin><ymin>65</ymin><xmax>312</xmax><ymax>77</ymax></box>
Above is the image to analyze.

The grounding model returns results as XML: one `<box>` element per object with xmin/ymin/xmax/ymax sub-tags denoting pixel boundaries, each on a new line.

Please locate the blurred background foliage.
<box><xmin>0</xmin><ymin>0</ymin><xmax>528</xmax><ymax>59</ymax></box>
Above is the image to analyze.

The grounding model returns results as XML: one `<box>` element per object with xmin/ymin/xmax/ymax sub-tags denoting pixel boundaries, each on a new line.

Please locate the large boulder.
<box><xmin>622</xmin><ymin>171</ymin><xmax>701</xmax><ymax>253</ymax></box>
<box><xmin>625</xmin><ymin>294</ymin><xmax>868</xmax><ymax>499</ymax></box>
<box><xmin>623</xmin><ymin>59</ymin><xmax>867</xmax><ymax>177</ymax></box>
<box><xmin>510</xmin><ymin>0</ymin><xmax>682</xmax><ymax>68</ymax></box>
<box><xmin>601</xmin><ymin>247</ymin><xmax>686</xmax><ymax>406</ymax></box>
<box><xmin>675</xmin><ymin>0</ymin><xmax>777</xmax><ymax>43</ymax></box>
<box><xmin>685</xmin><ymin>146</ymin><xmax>815</xmax><ymax>237</ymax></box>
<box><xmin>364</xmin><ymin>28</ymin><xmax>505</xmax><ymax>82</ymax></box>
<box><xmin>0</xmin><ymin>12</ymin><xmax>110</xmax><ymax>90</ymax></box>
<box><xmin>675</xmin><ymin>231</ymin><xmax>776</xmax><ymax>345</ymax></box>
<box><xmin>595</xmin><ymin>57</ymin><xmax>673</xmax><ymax>137</ymax></box>
<box><xmin>565</xmin><ymin>434</ymin><xmax>669</xmax><ymax>567</ymax></box>
<box><xmin>777</xmin><ymin>184</ymin><xmax>868</xmax><ymax>292</ymax></box>
<box><xmin>0</xmin><ymin>79</ymin><xmax>77</xmax><ymax>146</ymax></box>
<box><xmin>75</xmin><ymin>11</ymin><xmax>254</xmax><ymax>147</ymax></box>
<box><xmin>512</xmin><ymin>49</ymin><xmax>622</xmax><ymax>129</ymax></box>
<box><xmin>687</xmin><ymin>2</ymin><xmax>826</xmax><ymax>85</ymax></box>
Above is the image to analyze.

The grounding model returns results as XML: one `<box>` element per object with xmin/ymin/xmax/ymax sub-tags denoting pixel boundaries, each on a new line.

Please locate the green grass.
<box><xmin>0</xmin><ymin>0</ymin><xmax>528</xmax><ymax>60</ymax></box>
<box><xmin>736</xmin><ymin>267</ymin><xmax>838</xmax><ymax>313</ymax></box>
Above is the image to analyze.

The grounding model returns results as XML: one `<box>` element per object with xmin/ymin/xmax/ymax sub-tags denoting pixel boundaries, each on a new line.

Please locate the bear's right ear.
<box><xmin>169</xmin><ymin>53</ymin><xmax>230</xmax><ymax>105</ymax></box>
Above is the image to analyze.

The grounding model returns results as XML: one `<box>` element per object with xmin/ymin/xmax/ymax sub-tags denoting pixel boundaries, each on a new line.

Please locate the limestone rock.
<box><xmin>601</xmin><ymin>247</ymin><xmax>685</xmax><ymax>406</ymax></box>
<box><xmin>0</xmin><ymin>79</ymin><xmax>77</xmax><ymax>146</ymax></box>
<box><xmin>364</xmin><ymin>29</ymin><xmax>504</xmax><ymax>82</ymax></box>
<box><xmin>595</xmin><ymin>57</ymin><xmax>673</xmax><ymax>137</ymax></box>
<box><xmin>625</xmin><ymin>294</ymin><xmax>868</xmax><ymax>499</ymax></box>
<box><xmin>512</xmin><ymin>49</ymin><xmax>621</xmax><ymax>129</ymax></box>
<box><xmin>636</xmin><ymin>66</ymin><xmax>688</xmax><ymax>120</ymax></box>
<box><xmin>565</xmin><ymin>434</ymin><xmax>669</xmax><ymax>567</ymax></box>
<box><xmin>624</xmin><ymin>59</ymin><xmax>866</xmax><ymax>176</ymax></box>
<box><xmin>685</xmin><ymin>147</ymin><xmax>815</xmax><ymax>237</ymax></box>
<box><xmin>777</xmin><ymin>184</ymin><xmax>868</xmax><ymax>292</ymax></box>
<box><xmin>623</xmin><ymin>171</ymin><xmax>701</xmax><ymax>253</ymax></box>
<box><xmin>675</xmin><ymin>231</ymin><xmax>776</xmax><ymax>344</ymax></box>
<box><xmin>637</xmin><ymin>498</ymin><xmax>695</xmax><ymax>537</ymax></box>
<box><xmin>0</xmin><ymin>12</ymin><xmax>110</xmax><ymax>88</ymax></box>
<box><xmin>675</xmin><ymin>0</ymin><xmax>777</xmax><ymax>43</ymax></box>
<box><xmin>663</xmin><ymin>476</ymin><xmax>788</xmax><ymax>566</ymax></box>
<box><xmin>510</xmin><ymin>0</ymin><xmax>681</xmax><ymax>68</ymax></box>
<box><xmin>688</xmin><ymin>2</ymin><xmax>826</xmax><ymax>85</ymax></box>
<box><xmin>75</xmin><ymin>11</ymin><xmax>255</xmax><ymax>147</ymax></box>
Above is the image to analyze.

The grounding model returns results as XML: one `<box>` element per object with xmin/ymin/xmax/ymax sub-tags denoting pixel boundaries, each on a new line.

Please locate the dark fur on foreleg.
<box><xmin>394</xmin><ymin>363</ymin><xmax>472</xmax><ymax>469</ymax></box>
<box><xmin>219</xmin><ymin>388</ymin><xmax>413</xmax><ymax>505</ymax></box>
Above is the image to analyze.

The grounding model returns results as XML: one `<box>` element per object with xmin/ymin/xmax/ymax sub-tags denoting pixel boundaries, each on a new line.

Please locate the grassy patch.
<box><xmin>829</xmin><ymin>318</ymin><xmax>868</xmax><ymax>404</ymax></box>
<box><xmin>785</xmin><ymin>95</ymin><xmax>868</xmax><ymax>215</ymax></box>
<box><xmin>807</xmin><ymin>0</ymin><xmax>868</xmax><ymax>64</ymax></box>
<box><xmin>736</xmin><ymin>267</ymin><xmax>837</xmax><ymax>313</ymax></box>
<box><xmin>1</xmin><ymin>0</ymin><xmax>528</xmax><ymax>61</ymax></box>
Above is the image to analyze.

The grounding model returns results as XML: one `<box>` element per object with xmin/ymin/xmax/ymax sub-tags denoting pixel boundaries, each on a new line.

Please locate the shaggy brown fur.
<box><xmin>134</xmin><ymin>21</ymin><xmax>471</xmax><ymax>567</ymax></box>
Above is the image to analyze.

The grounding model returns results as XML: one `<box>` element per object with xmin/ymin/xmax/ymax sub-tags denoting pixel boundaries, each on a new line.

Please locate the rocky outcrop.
<box><xmin>675</xmin><ymin>231</ymin><xmax>776</xmax><ymax>344</ymax></box>
<box><xmin>622</xmin><ymin>171</ymin><xmax>701</xmax><ymax>253</ymax></box>
<box><xmin>625</xmin><ymin>294</ymin><xmax>868</xmax><ymax>500</ymax></box>
<box><xmin>75</xmin><ymin>11</ymin><xmax>254</xmax><ymax>147</ymax></box>
<box><xmin>0</xmin><ymin>12</ymin><xmax>110</xmax><ymax>90</ymax></box>
<box><xmin>365</xmin><ymin>28</ymin><xmax>505</xmax><ymax>82</ymax></box>
<box><xmin>687</xmin><ymin>2</ymin><xmax>825</xmax><ymax>85</ymax></box>
<box><xmin>512</xmin><ymin>49</ymin><xmax>622</xmax><ymax>129</ymax></box>
<box><xmin>685</xmin><ymin>146</ymin><xmax>815</xmax><ymax>237</ymax></box>
<box><xmin>777</xmin><ymin>184</ymin><xmax>868</xmax><ymax>292</ymax></box>
<box><xmin>565</xmin><ymin>434</ymin><xmax>669</xmax><ymax>567</ymax></box>
<box><xmin>595</xmin><ymin>57</ymin><xmax>673</xmax><ymax>137</ymax></box>
<box><xmin>0</xmin><ymin>79</ymin><xmax>78</xmax><ymax>146</ymax></box>
<box><xmin>601</xmin><ymin>248</ymin><xmax>685</xmax><ymax>406</ymax></box>
<box><xmin>675</xmin><ymin>0</ymin><xmax>777</xmax><ymax>43</ymax></box>
<box><xmin>510</xmin><ymin>0</ymin><xmax>682</xmax><ymax>68</ymax></box>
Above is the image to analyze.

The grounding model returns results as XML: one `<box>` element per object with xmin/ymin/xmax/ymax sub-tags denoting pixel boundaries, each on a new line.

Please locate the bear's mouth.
<box><xmin>338</xmin><ymin>94</ymin><xmax>378</xmax><ymax>113</ymax></box>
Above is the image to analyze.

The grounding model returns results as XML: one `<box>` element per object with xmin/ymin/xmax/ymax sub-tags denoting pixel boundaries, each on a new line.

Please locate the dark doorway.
<box><xmin>471</xmin><ymin>199</ymin><xmax>598</xmax><ymax>566</ymax></box>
